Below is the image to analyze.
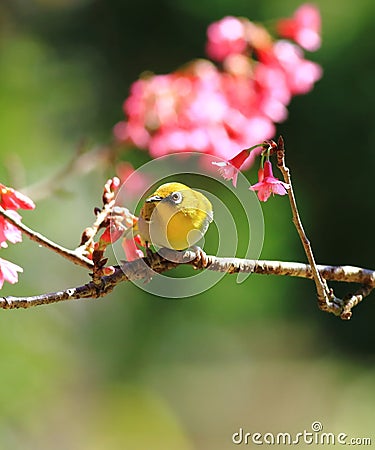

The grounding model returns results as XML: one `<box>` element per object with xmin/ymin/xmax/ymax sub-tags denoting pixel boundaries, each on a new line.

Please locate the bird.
<box><xmin>138</xmin><ymin>182</ymin><xmax>213</xmax><ymax>250</ymax></box>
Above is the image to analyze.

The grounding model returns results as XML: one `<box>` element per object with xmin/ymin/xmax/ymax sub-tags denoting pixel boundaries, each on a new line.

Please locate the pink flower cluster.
<box><xmin>0</xmin><ymin>183</ymin><xmax>35</xmax><ymax>288</ymax></box>
<box><xmin>114</xmin><ymin>4</ymin><xmax>322</xmax><ymax>163</ymax></box>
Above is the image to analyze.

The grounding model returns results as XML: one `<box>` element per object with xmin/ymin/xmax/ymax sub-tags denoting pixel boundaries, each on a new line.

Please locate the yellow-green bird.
<box><xmin>138</xmin><ymin>182</ymin><xmax>213</xmax><ymax>250</ymax></box>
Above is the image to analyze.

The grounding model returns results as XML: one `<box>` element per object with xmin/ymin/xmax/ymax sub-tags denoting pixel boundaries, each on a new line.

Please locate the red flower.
<box><xmin>0</xmin><ymin>184</ymin><xmax>35</xmax><ymax>210</ymax></box>
<box><xmin>102</xmin><ymin>266</ymin><xmax>116</xmax><ymax>276</ymax></box>
<box><xmin>250</xmin><ymin>161</ymin><xmax>289</xmax><ymax>202</ymax></box>
<box><xmin>100</xmin><ymin>208</ymin><xmax>138</xmax><ymax>245</ymax></box>
<box><xmin>0</xmin><ymin>257</ymin><xmax>23</xmax><ymax>289</ymax></box>
<box><xmin>212</xmin><ymin>149</ymin><xmax>250</xmax><ymax>187</ymax></box>
<box><xmin>277</xmin><ymin>3</ymin><xmax>321</xmax><ymax>52</ymax></box>
<box><xmin>100</xmin><ymin>225</ymin><xmax>124</xmax><ymax>245</ymax></box>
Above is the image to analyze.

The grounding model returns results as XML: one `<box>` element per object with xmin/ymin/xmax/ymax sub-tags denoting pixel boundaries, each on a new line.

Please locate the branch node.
<box><xmin>1</xmin><ymin>297</ymin><xmax>12</xmax><ymax>309</ymax></box>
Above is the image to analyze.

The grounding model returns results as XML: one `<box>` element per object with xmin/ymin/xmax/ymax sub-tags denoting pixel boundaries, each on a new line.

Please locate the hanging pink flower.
<box><xmin>250</xmin><ymin>160</ymin><xmax>289</xmax><ymax>202</ymax></box>
<box><xmin>0</xmin><ymin>257</ymin><xmax>23</xmax><ymax>289</ymax></box>
<box><xmin>277</xmin><ymin>3</ymin><xmax>321</xmax><ymax>52</ymax></box>
<box><xmin>212</xmin><ymin>149</ymin><xmax>250</xmax><ymax>187</ymax></box>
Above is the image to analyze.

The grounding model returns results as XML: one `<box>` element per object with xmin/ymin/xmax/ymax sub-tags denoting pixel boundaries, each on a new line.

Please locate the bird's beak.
<box><xmin>146</xmin><ymin>195</ymin><xmax>163</xmax><ymax>203</ymax></box>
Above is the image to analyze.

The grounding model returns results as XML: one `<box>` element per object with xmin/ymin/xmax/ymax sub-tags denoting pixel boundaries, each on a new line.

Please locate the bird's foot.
<box><xmin>189</xmin><ymin>245</ymin><xmax>209</xmax><ymax>269</ymax></box>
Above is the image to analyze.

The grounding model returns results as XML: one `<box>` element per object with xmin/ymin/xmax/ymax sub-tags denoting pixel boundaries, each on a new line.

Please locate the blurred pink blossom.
<box><xmin>271</xmin><ymin>41</ymin><xmax>322</xmax><ymax>94</ymax></box>
<box><xmin>277</xmin><ymin>3</ymin><xmax>321</xmax><ymax>52</ymax></box>
<box><xmin>117</xmin><ymin>61</ymin><xmax>276</xmax><ymax>161</ymax></box>
<box><xmin>116</xmin><ymin>161</ymin><xmax>149</xmax><ymax>199</ymax></box>
<box><xmin>206</xmin><ymin>16</ymin><xmax>248</xmax><ymax>62</ymax></box>
<box><xmin>115</xmin><ymin>5</ymin><xmax>322</xmax><ymax>167</ymax></box>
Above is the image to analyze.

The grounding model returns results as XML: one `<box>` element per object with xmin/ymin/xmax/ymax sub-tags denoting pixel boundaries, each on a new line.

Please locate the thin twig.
<box><xmin>275</xmin><ymin>136</ymin><xmax>340</xmax><ymax>314</ymax></box>
<box><xmin>341</xmin><ymin>284</ymin><xmax>374</xmax><ymax>320</ymax></box>
<box><xmin>0</xmin><ymin>207</ymin><xmax>93</xmax><ymax>269</ymax></box>
<box><xmin>21</xmin><ymin>143</ymin><xmax>117</xmax><ymax>202</ymax></box>
<box><xmin>1</xmin><ymin>249</ymin><xmax>374</xmax><ymax>317</ymax></box>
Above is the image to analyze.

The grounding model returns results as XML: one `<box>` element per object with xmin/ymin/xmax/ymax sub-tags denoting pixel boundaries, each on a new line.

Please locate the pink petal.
<box><xmin>0</xmin><ymin>212</ymin><xmax>23</xmax><ymax>245</ymax></box>
<box><xmin>269</xmin><ymin>181</ymin><xmax>289</xmax><ymax>195</ymax></box>
<box><xmin>0</xmin><ymin>185</ymin><xmax>35</xmax><ymax>210</ymax></box>
<box><xmin>122</xmin><ymin>237</ymin><xmax>144</xmax><ymax>261</ymax></box>
<box><xmin>206</xmin><ymin>17</ymin><xmax>247</xmax><ymax>62</ymax></box>
<box><xmin>212</xmin><ymin>160</ymin><xmax>239</xmax><ymax>186</ymax></box>
<box><xmin>0</xmin><ymin>257</ymin><xmax>23</xmax><ymax>288</ymax></box>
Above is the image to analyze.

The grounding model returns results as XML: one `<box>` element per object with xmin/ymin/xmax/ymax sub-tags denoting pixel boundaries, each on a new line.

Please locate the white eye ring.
<box><xmin>170</xmin><ymin>191</ymin><xmax>182</xmax><ymax>204</ymax></box>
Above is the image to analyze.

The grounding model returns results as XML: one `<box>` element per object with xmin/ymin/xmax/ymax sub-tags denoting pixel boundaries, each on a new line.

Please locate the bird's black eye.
<box><xmin>170</xmin><ymin>191</ymin><xmax>182</xmax><ymax>204</ymax></box>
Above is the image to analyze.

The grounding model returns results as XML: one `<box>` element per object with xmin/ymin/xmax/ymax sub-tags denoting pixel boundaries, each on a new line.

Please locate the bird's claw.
<box><xmin>190</xmin><ymin>245</ymin><xmax>209</xmax><ymax>269</ymax></box>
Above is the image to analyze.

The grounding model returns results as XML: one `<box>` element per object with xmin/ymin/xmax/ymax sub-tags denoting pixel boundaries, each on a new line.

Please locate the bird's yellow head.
<box><xmin>138</xmin><ymin>182</ymin><xmax>213</xmax><ymax>250</ymax></box>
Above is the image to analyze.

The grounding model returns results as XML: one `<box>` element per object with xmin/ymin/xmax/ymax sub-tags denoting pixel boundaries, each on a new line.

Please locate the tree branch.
<box><xmin>1</xmin><ymin>249</ymin><xmax>374</xmax><ymax>319</ymax></box>
<box><xmin>0</xmin><ymin>206</ymin><xmax>93</xmax><ymax>270</ymax></box>
<box><xmin>276</xmin><ymin>136</ymin><xmax>341</xmax><ymax>314</ymax></box>
<box><xmin>1</xmin><ymin>138</ymin><xmax>372</xmax><ymax>321</ymax></box>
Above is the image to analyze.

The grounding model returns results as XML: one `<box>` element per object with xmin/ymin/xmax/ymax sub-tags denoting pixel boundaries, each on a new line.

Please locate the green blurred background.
<box><xmin>0</xmin><ymin>0</ymin><xmax>374</xmax><ymax>448</ymax></box>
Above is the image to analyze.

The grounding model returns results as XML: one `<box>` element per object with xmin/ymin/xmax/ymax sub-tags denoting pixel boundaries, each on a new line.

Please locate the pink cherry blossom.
<box><xmin>250</xmin><ymin>160</ymin><xmax>289</xmax><ymax>202</ymax></box>
<box><xmin>113</xmin><ymin>120</ymin><xmax>150</xmax><ymax>148</ymax></box>
<box><xmin>122</xmin><ymin>235</ymin><xmax>144</xmax><ymax>261</ymax></box>
<box><xmin>212</xmin><ymin>149</ymin><xmax>250</xmax><ymax>187</ymax></box>
<box><xmin>115</xmin><ymin>8</ymin><xmax>322</xmax><ymax>165</ymax></box>
<box><xmin>277</xmin><ymin>3</ymin><xmax>321</xmax><ymax>52</ymax></box>
<box><xmin>0</xmin><ymin>257</ymin><xmax>23</xmax><ymax>289</ymax></box>
<box><xmin>0</xmin><ymin>210</ymin><xmax>23</xmax><ymax>248</ymax></box>
<box><xmin>206</xmin><ymin>16</ymin><xmax>248</xmax><ymax>62</ymax></box>
<box><xmin>254</xmin><ymin>63</ymin><xmax>291</xmax><ymax>121</ymax></box>
<box><xmin>100</xmin><ymin>206</ymin><xmax>138</xmax><ymax>245</ymax></box>
<box><xmin>0</xmin><ymin>184</ymin><xmax>35</xmax><ymax>210</ymax></box>
<box><xmin>100</xmin><ymin>224</ymin><xmax>124</xmax><ymax>245</ymax></box>
<box><xmin>258</xmin><ymin>41</ymin><xmax>322</xmax><ymax>95</ymax></box>
<box><xmin>116</xmin><ymin>60</ymin><xmax>279</xmax><ymax>162</ymax></box>
<box><xmin>0</xmin><ymin>183</ymin><xmax>35</xmax><ymax>249</ymax></box>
